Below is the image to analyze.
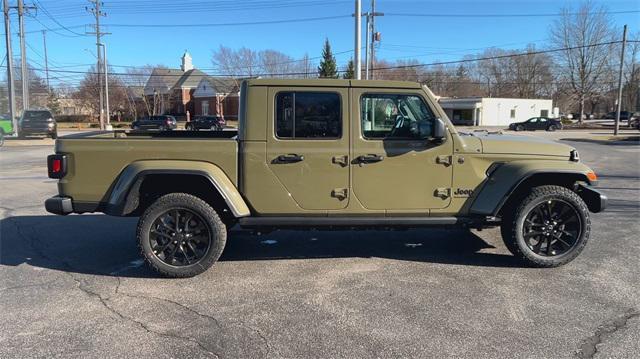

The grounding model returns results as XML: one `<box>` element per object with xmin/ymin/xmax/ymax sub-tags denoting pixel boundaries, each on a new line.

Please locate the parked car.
<box><xmin>628</xmin><ymin>113</ymin><xmax>640</xmax><ymax>129</ymax></box>
<box><xmin>18</xmin><ymin>110</ymin><xmax>57</xmax><ymax>139</ymax></box>
<box><xmin>0</xmin><ymin>115</ymin><xmax>13</xmax><ymax>146</ymax></box>
<box><xmin>605</xmin><ymin>111</ymin><xmax>634</xmax><ymax>121</ymax></box>
<box><xmin>45</xmin><ymin>78</ymin><xmax>606</xmax><ymax>277</ymax></box>
<box><xmin>131</xmin><ymin>115</ymin><xmax>177</xmax><ymax>131</ymax></box>
<box><xmin>509</xmin><ymin>117</ymin><xmax>563</xmax><ymax>131</ymax></box>
<box><xmin>185</xmin><ymin>115</ymin><xmax>225</xmax><ymax>131</ymax></box>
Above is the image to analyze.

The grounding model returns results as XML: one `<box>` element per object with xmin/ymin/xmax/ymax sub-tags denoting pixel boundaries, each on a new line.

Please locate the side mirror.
<box><xmin>432</xmin><ymin>118</ymin><xmax>446</xmax><ymax>141</ymax></box>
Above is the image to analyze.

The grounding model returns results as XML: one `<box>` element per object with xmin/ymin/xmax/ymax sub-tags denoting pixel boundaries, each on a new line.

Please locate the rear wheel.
<box><xmin>137</xmin><ymin>193</ymin><xmax>227</xmax><ymax>278</ymax></box>
<box><xmin>500</xmin><ymin>185</ymin><xmax>590</xmax><ymax>267</ymax></box>
<box><xmin>547</xmin><ymin>124</ymin><xmax>557</xmax><ymax>131</ymax></box>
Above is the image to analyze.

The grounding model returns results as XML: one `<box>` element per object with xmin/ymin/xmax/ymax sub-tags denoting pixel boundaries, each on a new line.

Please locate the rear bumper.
<box><xmin>578</xmin><ymin>184</ymin><xmax>607</xmax><ymax>213</ymax></box>
<box><xmin>45</xmin><ymin>196</ymin><xmax>73</xmax><ymax>215</ymax></box>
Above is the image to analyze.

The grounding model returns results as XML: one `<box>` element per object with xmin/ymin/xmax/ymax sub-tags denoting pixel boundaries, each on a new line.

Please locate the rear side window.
<box><xmin>275</xmin><ymin>92</ymin><xmax>341</xmax><ymax>139</ymax></box>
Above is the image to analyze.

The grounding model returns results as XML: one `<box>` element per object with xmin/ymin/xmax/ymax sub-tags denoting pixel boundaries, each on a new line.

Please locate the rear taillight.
<box><xmin>47</xmin><ymin>154</ymin><xmax>67</xmax><ymax>179</ymax></box>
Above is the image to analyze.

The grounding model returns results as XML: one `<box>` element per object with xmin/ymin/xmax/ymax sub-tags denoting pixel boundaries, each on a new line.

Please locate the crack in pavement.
<box><xmin>7</xmin><ymin>216</ymin><xmax>219</xmax><ymax>358</ymax></box>
<box><xmin>115</xmin><ymin>278</ymin><xmax>272</xmax><ymax>358</ymax></box>
<box><xmin>576</xmin><ymin>309</ymin><xmax>640</xmax><ymax>359</ymax></box>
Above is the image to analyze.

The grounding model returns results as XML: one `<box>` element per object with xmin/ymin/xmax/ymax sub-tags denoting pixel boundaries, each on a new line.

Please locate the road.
<box><xmin>0</xmin><ymin>133</ymin><xmax>638</xmax><ymax>358</ymax></box>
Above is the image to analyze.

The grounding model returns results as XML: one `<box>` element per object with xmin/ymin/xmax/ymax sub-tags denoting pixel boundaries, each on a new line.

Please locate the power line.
<box><xmin>384</xmin><ymin>10</ymin><xmax>640</xmax><ymax>18</ymax></box>
<box><xmin>20</xmin><ymin>40</ymin><xmax>629</xmax><ymax>78</ymax></box>
<box><xmin>32</xmin><ymin>0</ymin><xmax>86</xmax><ymax>36</ymax></box>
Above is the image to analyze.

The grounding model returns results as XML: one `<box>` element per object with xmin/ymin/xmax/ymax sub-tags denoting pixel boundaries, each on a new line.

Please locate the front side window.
<box><xmin>360</xmin><ymin>94</ymin><xmax>436</xmax><ymax>139</ymax></box>
<box><xmin>275</xmin><ymin>92</ymin><xmax>341</xmax><ymax>139</ymax></box>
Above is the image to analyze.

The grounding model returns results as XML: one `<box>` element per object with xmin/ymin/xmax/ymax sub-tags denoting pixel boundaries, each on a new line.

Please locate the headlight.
<box><xmin>47</xmin><ymin>122</ymin><xmax>55</xmax><ymax>128</ymax></box>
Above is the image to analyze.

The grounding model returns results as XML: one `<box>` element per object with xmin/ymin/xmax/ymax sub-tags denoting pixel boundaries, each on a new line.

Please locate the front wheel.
<box><xmin>515</xmin><ymin>125</ymin><xmax>524</xmax><ymax>131</ymax></box>
<box><xmin>500</xmin><ymin>185</ymin><xmax>591</xmax><ymax>267</ymax></box>
<box><xmin>137</xmin><ymin>193</ymin><xmax>227</xmax><ymax>278</ymax></box>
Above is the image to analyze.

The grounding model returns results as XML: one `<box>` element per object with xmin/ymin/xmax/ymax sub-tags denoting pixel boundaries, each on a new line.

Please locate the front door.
<box><xmin>351</xmin><ymin>89</ymin><xmax>454</xmax><ymax>210</ymax></box>
<box><xmin>266</xmin><ymin>87</ymin><xmax>350</xmax><ymax>211</ymax></box>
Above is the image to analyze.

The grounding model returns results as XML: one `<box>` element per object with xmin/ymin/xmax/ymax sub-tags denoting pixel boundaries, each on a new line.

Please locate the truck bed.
<box><xmin>55</xmin><ymin>130</ymin><xmax>239</xmax><ymax>205</ymax></box>
<box><xmin>62</xmin><ymin>129</ymin><xmax>238</xmax><ymax>140</ymax></box>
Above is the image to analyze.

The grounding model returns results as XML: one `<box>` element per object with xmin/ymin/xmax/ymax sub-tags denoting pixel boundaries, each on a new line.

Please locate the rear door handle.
<box><xmin>276</xmin><ymin>153</ymin><xmax>304</xmax><ymax>163</ymax></box>
<box><xmin>357</xmin><ymin>154</ymin><xmax>384</xmax><ymax>163</ymax></box>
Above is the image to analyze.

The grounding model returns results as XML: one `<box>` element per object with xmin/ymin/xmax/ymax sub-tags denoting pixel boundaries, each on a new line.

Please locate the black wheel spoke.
<box><xmin>149</xmin><ymin>208</ymin><xmax>211</xmax><ymax>267</ymax></box>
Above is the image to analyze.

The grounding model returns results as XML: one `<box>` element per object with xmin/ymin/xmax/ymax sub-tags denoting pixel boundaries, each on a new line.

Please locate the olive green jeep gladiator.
<box><xmin>45</xmin><ymin>79</ymin><xmax>607</xmax><ymax>277</ymax></box>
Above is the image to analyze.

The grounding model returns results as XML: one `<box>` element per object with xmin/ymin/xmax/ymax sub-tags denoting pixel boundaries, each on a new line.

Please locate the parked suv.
<box><xmin>131</xmin><ymin>115</ymin><xmax>177</xmax><ymax>131</ymax></box>
<box><xmin>605</xmin><ymin>111</ymin><xmax>634</xmax><ymax>121</ymax></box>
<box><xmin>185</xmin><ymin>115</ymin><xmax>225</xmax><ymax>131</ymax></box>
<box><xmin>19</xmin><ymin>110</ymin><xmax>57</xmax><ymax>139</ymax></box>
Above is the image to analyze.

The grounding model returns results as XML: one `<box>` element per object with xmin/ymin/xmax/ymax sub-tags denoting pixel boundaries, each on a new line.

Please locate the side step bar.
<box><xmin>238</xmin><ymin>216</ymin><xmax>478</xmax><ymax>228</ymax></box>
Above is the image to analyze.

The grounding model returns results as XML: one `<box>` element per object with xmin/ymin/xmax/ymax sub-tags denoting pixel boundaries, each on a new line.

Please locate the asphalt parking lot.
<box><xmin>1</xmin><ymin>130</ymin><xmax>638</xmax><ymax>358</ymax></box>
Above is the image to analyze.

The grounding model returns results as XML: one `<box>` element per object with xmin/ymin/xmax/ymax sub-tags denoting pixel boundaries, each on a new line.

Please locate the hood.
<box><xmin>474</xmin><ymin>132</ymin><xmax>573</xmax><ymax>157</ymax></box>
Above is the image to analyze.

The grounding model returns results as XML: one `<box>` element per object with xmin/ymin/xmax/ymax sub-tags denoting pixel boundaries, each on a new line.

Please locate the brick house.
<box><xmin>143</xmin><ymin>51</ymin><xmax>206</xmax><ymax>117</ymax></box>
<box><xmin>192</xmin><ymin>77</ymin><xmax>240</xmax><ymax>120</ymax></box>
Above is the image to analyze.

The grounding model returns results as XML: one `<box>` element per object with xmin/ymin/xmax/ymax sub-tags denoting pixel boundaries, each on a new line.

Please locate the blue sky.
<box><xmin>6</xmin><ymin>0</ymin><xmax>640</xmax><ymax>86</ymax></box>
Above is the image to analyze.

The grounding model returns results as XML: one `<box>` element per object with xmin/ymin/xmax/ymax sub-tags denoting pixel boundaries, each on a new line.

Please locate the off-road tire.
<box><xmin>137</xmin><ymin>193</ymin><xmax>227</xmax><ymax>278</ymax></box>
<box><xmin>500</xmin><ymin>185</ymin><xmax>591</xmax><ymax>267</ymax></box>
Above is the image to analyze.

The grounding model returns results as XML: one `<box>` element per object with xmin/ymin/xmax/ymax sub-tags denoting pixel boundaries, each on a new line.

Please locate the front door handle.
<box><xmin>357</xmin><ymin>154</ymin><xmax>384</xmax><ymax>164</ymax></box>
<box><xmin>275</xmin><ymin>153</ymin><xmax>304</xmax><ymax>163</ymax></box>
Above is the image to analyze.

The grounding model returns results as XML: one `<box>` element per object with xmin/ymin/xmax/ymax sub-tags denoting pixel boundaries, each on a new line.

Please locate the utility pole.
<box><xmin>364</xmin><ymin>11</ymin><xmax>370</xmax><ymax>79</ymax></box>
<box><xmin>42</xmin><ymin>30</ymin><xmax>49</xmax><ymax>93</ymax></box>
<box><xmin>614</xmin><ymin>24</ymin><xmax>627</xmax><ymax>136</ymax></box>
<box><xmin>86</xmin><ymin>0</ymin><xmax>107</xmax><ymax>130</ymax></box>
<box><xmin>17</xmin><ymin>0</ymin><xmax>31</xmax><ymax>111</ymax></box>
<box><xmin>354</xmin><ymin>0</ymin><xmax>361</xmax><ymax>80</ymax></box>
<box><xmin>369</xmin><ymin>0</ymin><xmax>383</xmax><ymax>80</ymax></box>
<box><xmin>3</xmin><ymin>0</ymin><xmax>17</xmax><ymax>134</ymax></box>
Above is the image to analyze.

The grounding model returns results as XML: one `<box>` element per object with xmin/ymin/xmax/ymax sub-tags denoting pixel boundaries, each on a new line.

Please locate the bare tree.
<box><xmin>75</xmin><ymin>65</ymin><xmax>128</xmax><ymax>120</ymax></box>
<box><xmin>550</xmin><ymin>1</ymin><xmax>615</xmax><ymax>123</ymax></box>
<box><xmin>122</xmin><ymin>65</ymin><xmax>159</xmax><ymax>118</ymax></box>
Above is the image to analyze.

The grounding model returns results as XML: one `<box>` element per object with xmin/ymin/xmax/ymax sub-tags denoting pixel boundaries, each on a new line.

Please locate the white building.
<box><xmin>438</xmin><ymin>97</ymin><xmax>557</xmax><ymax>126</ymax></box>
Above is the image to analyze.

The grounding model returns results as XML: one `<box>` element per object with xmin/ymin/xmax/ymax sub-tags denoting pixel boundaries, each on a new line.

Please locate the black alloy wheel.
<box><xmin>522</xmin><ymin>199</ymin><xmax>581</xmax><ymax>257</ymax></box>
<box><xmin>149</xmin><ymin>209</ymin><xmax>211</xmax><ymax>267</ymax></box>
<box><xmin>138</xmin><ymin>193</ymin><xmax>227</xmax><ymax>277</ymax></box>
<box><xmin>500</xmin><ymin>185</ymin><xmax>591</xmax><ymax>267</ymax></box>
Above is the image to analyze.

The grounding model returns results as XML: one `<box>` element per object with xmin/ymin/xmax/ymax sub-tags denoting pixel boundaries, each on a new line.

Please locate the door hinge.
<box><xmin>331</xmin><ymin>188</ymin><xmax>348</xmax><ymax>200</ymax></box>
<box><xmin>434</xmin><ymin>188</ymin><xmax>450</xmax><ymax>199</ymax></box>
<box><xmin>436</xmin><ymin>155</ymin><xmax>452</xmax><ymax>166</ymax></box>
<box><xmin>332</xmin><ymin>155</ymin><xmax>349</xmax><ymax>167</ymax></box>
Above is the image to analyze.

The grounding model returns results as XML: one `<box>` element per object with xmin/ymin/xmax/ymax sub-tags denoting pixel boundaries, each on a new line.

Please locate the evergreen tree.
<box><xmin>318</xmin><ymin>38</ymin><xmax>338</xmax><ymax>78</ymax></box>
<box><xmin>342</xmin><ymin>59</ymin><xmax>355</xmax><ymax>79</ymax></box>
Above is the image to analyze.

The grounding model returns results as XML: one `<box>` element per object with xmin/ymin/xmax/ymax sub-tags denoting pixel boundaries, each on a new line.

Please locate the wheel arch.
<box><xmin>469</xmin><ymin>161</ymin><xmax>597</xmax><ymax>217</ymax></box>
<box><xmin>104</xmin><ymin>160</ymin><xmax>251</xmax><ymax>218</ymax></box>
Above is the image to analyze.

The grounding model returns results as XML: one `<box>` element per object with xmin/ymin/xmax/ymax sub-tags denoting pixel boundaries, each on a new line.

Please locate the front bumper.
<box><xmin>45</xmin><ymin>196</ymin><xmax>73</xmax><ymax>215</ymax></box>
<box><xmin>578</xmin><ymin>184</ymin><xmax>607</xmax><ymax>213</ymax></box>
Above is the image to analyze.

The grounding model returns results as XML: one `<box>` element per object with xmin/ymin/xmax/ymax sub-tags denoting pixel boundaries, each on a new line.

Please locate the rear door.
<box><xmin>266</xmin><ymin>87</ymin><xmax>350</xmax><ymax>210</ymax></box>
